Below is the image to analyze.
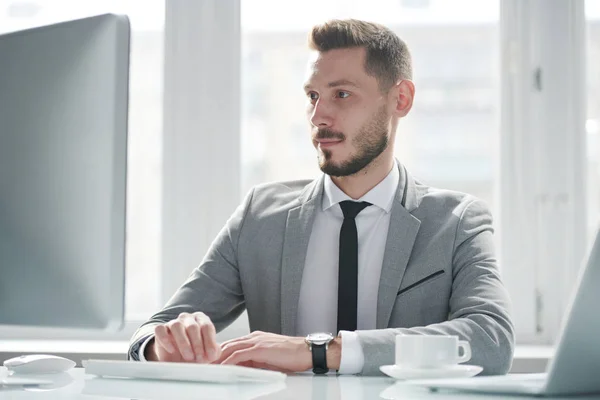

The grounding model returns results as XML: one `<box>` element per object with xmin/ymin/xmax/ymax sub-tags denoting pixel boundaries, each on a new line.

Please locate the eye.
<box><xmin>336</xmin><ymin>91</ymin><xmax>350</xmax><ymax>99</ymax></box>
<box><xmin>307</xmin><ymin>91</ymin><xmax>319</xmax><ymax>101</ymax></box>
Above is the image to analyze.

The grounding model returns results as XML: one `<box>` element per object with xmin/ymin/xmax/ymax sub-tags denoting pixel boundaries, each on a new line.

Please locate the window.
<box><xmin>240</xmin><ymin>0</ymin><xmax>590</xmax><ymax>344</ymax></box>
<box><xmin>0</xmin><ymin>0</ymin><xmax>164</xmax><ymax>324</ymax></box>
<box><xmin>119</xmin><ymin>3</ymin><xmax>164</xmax><ymax>322</ymax></box>
<box><xmin>241</xmin><ymin>0</ymin><xmax>500</xmax><ymax>213</ymax></box>
<box><xmin>239</xmin><ymin>0</ymin><xmax>499</xmax><ymax>342</ymax></box>
<box><xmin>2</xmin><ymin>0</ymin><xmax>591</xmax><ymax>346</ymax></box>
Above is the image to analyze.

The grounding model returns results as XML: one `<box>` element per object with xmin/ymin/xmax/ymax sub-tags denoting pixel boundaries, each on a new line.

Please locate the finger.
<box><xmin>168</xmin><ymin>321</ymin><xmax>194</xmax><ymax>361</ymax></box>
<box><xmin>200</xmin><ymin>321</ymin><xmax>220</xmax><ymax>362</ymax></box>
<box><xmin>183</xmin><ymin>318</ymin><xmax>205</xmax><ymax>363</ymax></box>
<box><xmin>221</xmin><ymin>347</ymin><xmax>257</xmax><ymax>366</ymax></box>
<box><xmin>220</xmin><ymin>334</ymin><xmax>253</xmax><ymax>349</ymax></box>
<box><xmin>192</xmin><ymin>313</ymin><xmax>220</xmax><ymax>361</ymax></box>
<box><xmin>216</xmin><ymin>341</ymin><xmax>255</xmax><ymax>364</ymax></box>
<box><xmin>216</xmin><ymin>340</ymin><xmax>253</xmax><ymax>364</ymax></box>
<box><xmin>154</xmin><ymin>325</ymin><xmax>175</xmax><ymax>354</ymax></box>
<box><xmin>237</xmin><ymin>360</ymin><xmax>255</xmax><ymax>368</ymax></box>
<box><xmin>221</xmin><ymin>345</ymin><xmax>291</xmax><ymax>373</ymax></box>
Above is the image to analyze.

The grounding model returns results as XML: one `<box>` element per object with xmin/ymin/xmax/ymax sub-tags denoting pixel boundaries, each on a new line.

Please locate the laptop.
<box><xmin>410</xmin><ymin>228</ymin><xmax>600</xmax><ymax>396</ymax></box>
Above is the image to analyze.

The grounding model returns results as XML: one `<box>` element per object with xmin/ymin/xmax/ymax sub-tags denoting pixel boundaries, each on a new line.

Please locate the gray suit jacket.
<box><xmin>129</xmin><ymin>164</ymin><xmax>515</xmax><ymax>375</ymax></box>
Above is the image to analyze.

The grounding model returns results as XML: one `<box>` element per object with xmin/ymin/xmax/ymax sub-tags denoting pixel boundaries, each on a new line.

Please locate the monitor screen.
<box><xmin>0</xmin><ymin>14</ymin><xmax>130</xmax><ymax>331</ymax></box>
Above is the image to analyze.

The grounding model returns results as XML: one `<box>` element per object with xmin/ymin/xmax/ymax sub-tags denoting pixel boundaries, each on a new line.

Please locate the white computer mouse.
<box><xmin>3</xmin><ymin>354</ymin><xmax>76</xmax><ymax>374</ymax></box>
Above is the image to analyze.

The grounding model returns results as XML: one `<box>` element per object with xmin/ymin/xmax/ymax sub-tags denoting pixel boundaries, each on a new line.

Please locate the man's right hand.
<box><xmin>145</xmin><ymin>312</ymin><xmax>221</xmax><ymax>363</ymax></box>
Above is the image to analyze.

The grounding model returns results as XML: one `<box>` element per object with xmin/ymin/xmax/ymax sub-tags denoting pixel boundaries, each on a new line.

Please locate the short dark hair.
<box><xmin>308</xmin><ymin>19</ymin><xmax>412</xmax><ymax>92</ymax></box>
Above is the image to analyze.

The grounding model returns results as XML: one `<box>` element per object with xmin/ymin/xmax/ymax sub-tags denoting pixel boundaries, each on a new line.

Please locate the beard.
<box><xmin>316</xmin><ymin>105</ymin><xmax>390</xmax><ymax>177</ymax></box>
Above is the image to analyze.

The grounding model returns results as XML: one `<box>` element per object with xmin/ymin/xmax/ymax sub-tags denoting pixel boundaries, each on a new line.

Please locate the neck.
<box><xmin>330</xmin><ymin>152</ymin><xmax>395</xmax><ymax>199</ymax></box>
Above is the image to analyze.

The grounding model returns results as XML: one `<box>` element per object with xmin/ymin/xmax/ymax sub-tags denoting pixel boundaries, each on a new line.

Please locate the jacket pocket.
<box><xmin>397</xmin><ymin>269</ymin><xmax>445</xmax><ymax>296</ymax></box>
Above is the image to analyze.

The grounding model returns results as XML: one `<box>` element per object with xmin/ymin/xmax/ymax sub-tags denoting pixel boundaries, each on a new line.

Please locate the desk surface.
<box><xmin>0</xmin><ymin>342</ymin><xmax>555</xmax><ymax>375</ymax></box>
<box><xmin>2</xmin><ymin>368</ymin><xmax>599</xmax><ymax>400</ymax></box>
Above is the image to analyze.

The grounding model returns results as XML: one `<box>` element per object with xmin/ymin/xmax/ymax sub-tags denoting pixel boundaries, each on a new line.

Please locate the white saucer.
<box><xmin>379</xmin><ymin>364</ymin><xmax>483</xmax><ymax>380</ymax></box>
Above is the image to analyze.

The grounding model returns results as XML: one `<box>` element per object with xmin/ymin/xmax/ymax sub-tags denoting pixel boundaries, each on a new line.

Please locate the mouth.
<box><xmin>315</xmin><ymin>138</ymin><xmax>343</xmax><ymax>149</ymax></box>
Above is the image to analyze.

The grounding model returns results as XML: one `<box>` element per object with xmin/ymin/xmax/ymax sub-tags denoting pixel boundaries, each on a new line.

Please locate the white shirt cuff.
<box><xmin>337</xmin><ymin>331</ymin><xmax>364</xmax><ymax>374</ymax></box>
<box><xmin>138</xmin><ymin>335</ymin><xmax>155</xmax><ymax>362</ymax></box>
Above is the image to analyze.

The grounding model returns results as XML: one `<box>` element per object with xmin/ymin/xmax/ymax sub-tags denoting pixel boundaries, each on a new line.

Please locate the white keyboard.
<box><xmin>83</xmin><ymin>360</ymin><xmax>287</xmax><ymax>384</ymax></box>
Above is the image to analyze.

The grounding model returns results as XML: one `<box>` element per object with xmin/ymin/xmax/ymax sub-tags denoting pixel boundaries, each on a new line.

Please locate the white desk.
<box><xmin>2</xmin><ymin>368</ymin><xmax>600</xmax><ymax>400</ymax></box>
<box><xmin>0</xmin><ymin>341</ymin><xmax>555</xmax><ymax>374</ymax></box>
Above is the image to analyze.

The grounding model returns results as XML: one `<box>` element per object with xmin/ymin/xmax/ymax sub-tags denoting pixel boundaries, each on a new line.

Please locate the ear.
<box><xmin>391</xmin><ymin>80</ymin><xmax>415</xmax><ymax>118</ymax></box>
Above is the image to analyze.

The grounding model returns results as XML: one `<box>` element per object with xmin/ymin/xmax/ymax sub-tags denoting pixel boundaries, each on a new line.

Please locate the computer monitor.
<box><xmin>0</xmin><ymin>14</ymin><xmax>130</xmax><ymax>331</ymax></box>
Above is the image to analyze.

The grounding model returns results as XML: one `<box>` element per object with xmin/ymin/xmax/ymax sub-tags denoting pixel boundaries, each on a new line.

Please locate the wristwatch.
<box><xmin>305</xmin><ymin>332</ymin><xmax>335</xmax><ymax>374</ymax></box>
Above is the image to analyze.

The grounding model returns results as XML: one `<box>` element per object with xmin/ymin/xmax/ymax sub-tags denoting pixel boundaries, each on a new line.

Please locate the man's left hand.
<box><xmin>216</xmin><ymin>331</ymin><xmax>312</xmax><ymax>373</ymax></box>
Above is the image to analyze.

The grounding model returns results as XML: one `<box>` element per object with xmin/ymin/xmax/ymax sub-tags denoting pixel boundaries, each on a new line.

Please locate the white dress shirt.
<box><xmin>140</xmin><ymin>164</ymin><xmax>399</xmax><ymax>374</ymax></box>
<box><xmin>297</xmin><ymin>163</ymin><xmax>399</xmax><ymax>374</ymax></box>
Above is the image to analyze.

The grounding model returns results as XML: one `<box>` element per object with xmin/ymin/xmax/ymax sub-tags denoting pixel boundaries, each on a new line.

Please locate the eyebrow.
<box><xmin>303</xmin><ymin>79</ymin><xmax>360</xmax><ymax>92</ymax></box>
<box><xmin>327</xmin><ymin>79</ymin><xmax>359</xmax><ymax>88</ymax></box>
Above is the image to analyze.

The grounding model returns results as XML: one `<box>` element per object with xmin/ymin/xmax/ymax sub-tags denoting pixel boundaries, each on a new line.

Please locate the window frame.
<box><xmin>499</xmin><ymin>0</ymin><xmax>587</xmax><ymax>344</ymax></box>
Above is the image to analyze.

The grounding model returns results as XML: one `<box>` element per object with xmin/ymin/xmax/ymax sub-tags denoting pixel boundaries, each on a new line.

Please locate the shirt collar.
<box><xmin>322</xmin><ymin>162</ymin><xmax>400</xmax><ymax>213</ymax></box>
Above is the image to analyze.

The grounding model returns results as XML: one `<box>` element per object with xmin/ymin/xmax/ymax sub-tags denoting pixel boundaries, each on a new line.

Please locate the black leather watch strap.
<box><xmin>311</xmin><ymin>343</ymin><xmax>328</xmax><ymax>374</ymax></box>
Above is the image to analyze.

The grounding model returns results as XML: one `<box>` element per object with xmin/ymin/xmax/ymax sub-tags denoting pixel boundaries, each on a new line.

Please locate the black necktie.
<box><xmin>337</xmin><ymin>200</ymin><xmax>371</xmax><ymax>332</ymax></box>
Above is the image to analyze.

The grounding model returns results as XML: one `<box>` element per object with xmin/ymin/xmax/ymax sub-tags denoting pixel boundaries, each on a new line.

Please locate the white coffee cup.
<box><xmin>395</xmin><ymin>335</ymin><xmax>471</xmax><ymax>368</ymax></box>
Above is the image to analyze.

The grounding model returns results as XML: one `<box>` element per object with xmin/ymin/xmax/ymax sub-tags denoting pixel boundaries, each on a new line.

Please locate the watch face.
<box><xmin>306</xmin><ymin>332</ymin><xmax>334</xmax><ymax>345</ymax></box>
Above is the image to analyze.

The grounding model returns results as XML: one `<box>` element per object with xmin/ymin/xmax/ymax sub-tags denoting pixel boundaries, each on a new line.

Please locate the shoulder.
<box><xmin>251</xmin><ymin>179</ymin><xmax>314</xmax><ymax>201</ymax></box>
<box><xmin>244</xmin><ymin>178</ymin><xmax>317</xmax><ymax>216</ymax></box>
<box><xmin>412</xmin><ymin>179</ymin><xmax>492</xmax><ymax>226</ymax></box>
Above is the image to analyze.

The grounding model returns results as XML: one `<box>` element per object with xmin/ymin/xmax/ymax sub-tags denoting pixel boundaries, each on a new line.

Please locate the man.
<box><xmin>129</xmin><ymin>19</ymin><xmax>514</xmax><ymax>376</ymax></box>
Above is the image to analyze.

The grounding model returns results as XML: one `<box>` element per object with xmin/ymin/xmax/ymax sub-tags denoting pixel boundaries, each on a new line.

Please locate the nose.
<box><xmin>310</xmin><ymin>99</ymin><xmax>334</xmax><ymax>129</ymax></box>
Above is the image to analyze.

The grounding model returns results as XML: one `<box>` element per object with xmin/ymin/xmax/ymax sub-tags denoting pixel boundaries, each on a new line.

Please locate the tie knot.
<box><xmin>339</xmin><ymin>200</ymin><xmax>371</xmax><ymax>219</ymax></box>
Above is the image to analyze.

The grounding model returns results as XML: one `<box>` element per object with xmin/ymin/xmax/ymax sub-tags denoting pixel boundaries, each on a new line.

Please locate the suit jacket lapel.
<box><xmin>280</xmin><ymin>176</ymin><xmax>323</xmax><ymax>336</ymax></box>
<box><xmin>377</xmin><ymin>164</ymin><xmax>422</xmax><ymax>328</ymax></box>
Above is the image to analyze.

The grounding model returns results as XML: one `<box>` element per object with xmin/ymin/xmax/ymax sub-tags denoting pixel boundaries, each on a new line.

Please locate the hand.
<box><xmin>146</xmin><ymin>312</ymin><xmax>221</xmax><ymax>363</ymax></box>
<box><xmin>215</xmin><ymin>331</ymin><xmax>312</xmax><ymax>373</ymax></box>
